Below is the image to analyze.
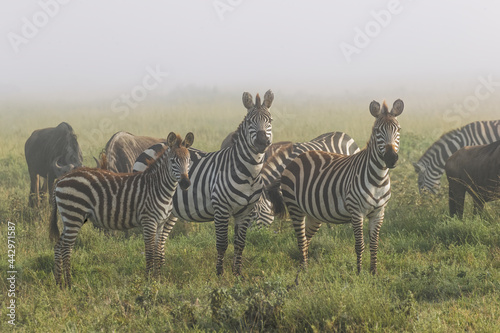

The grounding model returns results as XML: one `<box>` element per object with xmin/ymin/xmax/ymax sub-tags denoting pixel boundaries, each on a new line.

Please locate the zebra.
<box><xmin>49</xmin><ymin>132</ymin><xmax>194</xmax><ymax>289</ymax></box>
<box><xmin>254</xmin><ymin>132</ymin><xmax>360</xmax><ymax>227</ymax></box>
<box><xmin>135</xmin><ymin>132</ymin><xmax>360</xmax><ymax>228</ymax></box>
<box><xmin>135</xmin><ymin>90</ymin><xmax>274</xmax><ymax>276</ymax></box>
<box><xmin>267</xmin><ymin>99</ymin><xmax>404</xmax><ymax>276</ymax></box>
<box><xmin>413</xmin><ymin>120</ymin><xmax>500</xmax><ymax>194</ymax></box>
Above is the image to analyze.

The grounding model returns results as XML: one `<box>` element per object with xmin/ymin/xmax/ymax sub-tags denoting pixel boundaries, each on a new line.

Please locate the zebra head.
<box><xmin>369</xmin><ymin>99</ymin><xmax>404</xmax><ymax>169</ymax></box>
<box><xmin>413</xmin><ymin>162</ymin><xmax>440</xmax><ymax>194</ymax></box>
<box><xmin>165</xmin><ymin>132</ymin><xmax>194</xmax><ymax>191</ymax></box>
<box><xmin>241</xmin><ymin>90</ymin><xmax>274</xmax><ymax>154</ymax></box>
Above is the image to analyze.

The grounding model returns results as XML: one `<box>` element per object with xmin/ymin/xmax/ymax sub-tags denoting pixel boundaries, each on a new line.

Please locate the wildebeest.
<box><xmin>98</xmin><ymin>131</ymin><xmax>164</xmax><ymax>173</ymax></box>
<box><xmin>25</xmin><ymin>122</ymin><xmax>83</xmax><ymax>207</ymax></box>
<box><xmin>445</xmin><ymin>140</ymin><xmax>500</xmax><ymax>218</ymax></box>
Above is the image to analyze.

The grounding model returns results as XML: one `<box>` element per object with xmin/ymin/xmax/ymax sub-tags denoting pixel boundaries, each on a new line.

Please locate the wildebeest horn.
<box><xmin>93</xmin><ymin>156</ymin><xmax>100</xmax><ymax>168</ymax></box>
<box><xmin>53</xmin><ymin>156</ymin><xmax>63</xmax><ymax>171</ymax></box>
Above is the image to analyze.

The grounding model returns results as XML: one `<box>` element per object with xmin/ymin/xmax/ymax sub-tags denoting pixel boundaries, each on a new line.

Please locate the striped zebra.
<box><xmin>267</xmin><ymin>99</ymin><xmax>404</xmax><ymax>276</ymax></box>
<box><xmin>49</xmin><ymin>132</ymin><xmax>194</xmax><ymax>288</ymax></box>
<box><xmin>135</xmin><ymin>90</ymin><xmax>274</xmax><ymax>276</ymax></box>
<box><xmin>255</xmin><ymin>132</ymin><xmax>360</xmax><ymax>227</ymax></box>
<box><xmin>413</xmin><ymin>120</ymin><xmax>500</xmax><ymax>194</ymax></box>
<box><xmin>136</xmin><ymin>132</ymin><xmax>360</xmax><ymax>228</ymax></box>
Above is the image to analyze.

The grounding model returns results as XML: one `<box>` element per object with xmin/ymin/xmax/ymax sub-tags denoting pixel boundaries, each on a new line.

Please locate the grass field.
<box><xmin>1</xmin><ymin>92</ymin><xmax>499</xmax><ymax>332</ymax></box>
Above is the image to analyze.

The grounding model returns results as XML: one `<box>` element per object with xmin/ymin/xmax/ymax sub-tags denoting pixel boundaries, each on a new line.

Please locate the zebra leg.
<box><xmin>368</xmin><ymin>208</ymin><xmax>385</xmax><ymax>275</ymax></box>
<box><xmin>304</xmin><ymin>216</ymin><xmax>322</xmax><ymax>247</ymax></box>
<box><xmin>153</xmin><ymin>222</ymin><xmax>165</xmax><ymax>277</ymax></box>
<box><xmin>142</xmin><ymin>220</ymin><xmax>158</xmax><ymax>278</ymax></box>
<box><xmin>351</xmin><ymin>214</ymin><xmax>365</xmax><ymax>274</ymax></box>
<box><xmin>214</xmin><ymin>210</ymin><xmax>230</xmax><ymax>276</ymax></box>
<box><xmin>53</xmin><ymin>235</ymin><xmax>64</xmax><ymax>288</ymax></box>
<box><xmin>232</xmin><ymin>212</ymin><xmax>254</xmax><ymax>276</ymax></box>
<box><xmin>290</xmin><ymin>209</ymin><xmax>308</xmax><ymax>268</ymax></box>
<box><xmin>255</xmin><ymin>194</ymin><xmax>275</xmax><ymax>228</ymax></box>
<box><xmin>59</xmin><ymin>221</ymin><xmax>83</xmax><ymax>289</ymax></box>
<box><xmin>156</xmin><ymin>216</ymin><xmax>178</xmax><ymax>270</ymax></box>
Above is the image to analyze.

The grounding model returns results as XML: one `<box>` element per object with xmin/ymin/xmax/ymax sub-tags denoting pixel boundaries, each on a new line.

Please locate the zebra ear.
<box><xmin>242</xmin><ymin>92</ymin><xmax>254</xmax><ymax>109</ymax></box>
<box><xmin>263</xmin><ymin>90</ymin><xmax>274</xmax><ymax>108</ymax></box>
<box><xmin>167</xmin><ymin>132</ymin><xmax>178</xmax><ymax>148</ymax></box>
<box><xmin>369</xmin><ymin>100</ymin><xmax>381</xmax><ymax>117</ymax></box>
<box><xmin>413</xmin><ymin>162</ymin><xmax>422</xmax><ymax>173</ymax></box>
<box><xmin>391</xmin><ymin>99</ymin><xmax>404</xmax><ymax>117</ymax></box>
<box><xmin>183</xmin><ymin>132</ymin><xmax>194</xmax><ymax>148</ymax></box>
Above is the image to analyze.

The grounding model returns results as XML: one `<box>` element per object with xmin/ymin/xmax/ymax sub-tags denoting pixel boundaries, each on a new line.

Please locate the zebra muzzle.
<box><xmin>255</xmin><ymin>130</ymin><xmax>271</xmax><ymax>153</ymax></box>
<box><xmin>384</xmin><ymin>145</ymin><xmax>399</xmax><ymax>169</ymax></box>
<box><xmin>179</xmin><ymin>175</ymin><xmax>191</xmax><ymax>191</ymax></box>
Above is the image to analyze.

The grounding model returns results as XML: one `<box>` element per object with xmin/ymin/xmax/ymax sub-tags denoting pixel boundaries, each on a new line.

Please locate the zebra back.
<box><xmin>414</xmin><ymin>120</ymin><xmax>500</xmax><ymax>193</ymax></box>
<box><xmin>253</xmin><ymin>131</ymin><xmax>359</xmax><ymax>227</ymax></box>
<box><xmin>262</xmin><ymin>131</ymin><xmax>360</xmax><ymax>186</ymax></box>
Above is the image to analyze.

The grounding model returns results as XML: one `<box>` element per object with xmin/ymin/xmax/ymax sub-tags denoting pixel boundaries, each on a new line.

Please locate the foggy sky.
<box><xmin>1</xmin><ymin>0</ymin><xmax>500</xmax><ymax>101</ymax></box>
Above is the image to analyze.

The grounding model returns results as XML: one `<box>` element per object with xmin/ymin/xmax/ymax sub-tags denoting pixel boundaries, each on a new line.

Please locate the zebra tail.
<box><xmin>49</xmin><ymin>192</ymin><xmax>60</xmax><ymax>242</ymax></box>
<box><xmin>266</xmin><ymin>180</ymin><xmax>287</xmax><ymax>219</ymax></box>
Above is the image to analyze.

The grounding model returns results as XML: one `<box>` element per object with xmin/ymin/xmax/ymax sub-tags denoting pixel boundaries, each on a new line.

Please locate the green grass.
<box><xmin>0</xmin><ymin>94</ymin><xmax>499</xmax><ymax>332</ymax></box>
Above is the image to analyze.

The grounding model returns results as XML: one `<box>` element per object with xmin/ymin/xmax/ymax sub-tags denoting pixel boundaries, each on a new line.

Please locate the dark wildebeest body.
<box><xmin>25</xmin><ymin>122</ymin><xmax>83</xmax><ymax>207</ymax></box>
<box><xmin>100</xmin><ymin>132</ymin><xmax>164</xmax><ymax>173</ymax></box>
<box><xmin>445</xmin><ymin>140</ymin><xmax>500</xmax><ymax>218</ymax></box>
<box><xmin>220</xmin><ymin>130</ymin><xmax>291</xmax><ymax>161</ymax></box>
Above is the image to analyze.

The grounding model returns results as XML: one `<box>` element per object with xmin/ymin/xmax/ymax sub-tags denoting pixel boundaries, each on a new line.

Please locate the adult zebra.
<box><xmin>254</xmin><ymin>132</ymin><xmax>360</xmax><ymax>227</ymax></box>
<box><xmin>136</xmin><ymin>90</ymin><xmax>274</xmax><ymax>276</ymax></box>
<box><xmin>413</xmin><ymin>120</ymin><xmax>500</xmax><ymax>194</ymax></box>
<box><xmin>267</xmin><ymin>99</ymin><xmax>404</xmax><ymax>276</ymax></box>
<box><xmin>134</xmin><ymin>132</ymin><xmax>360</xmax><ymax>228</ymax></box>
<box><xmin>50</xmin><ymin>132</ymin><xmax>194</xmax><ymax>289</ymax></box>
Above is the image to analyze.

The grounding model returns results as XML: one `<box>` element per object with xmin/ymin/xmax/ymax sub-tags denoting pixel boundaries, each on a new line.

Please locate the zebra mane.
<box><xmin>381</xmin><ymin>101</ymin><xmax>389</xmax><ymax>114</ymax></box>
<box><xmin>143</xmin><ymin>145</ymin><xmax>169</xmax><ymax>174</ymax></box>
<box><xmin>231</xmin><ymin>115</ymin><xmax>248</xmax><ymax>146</ymax></box>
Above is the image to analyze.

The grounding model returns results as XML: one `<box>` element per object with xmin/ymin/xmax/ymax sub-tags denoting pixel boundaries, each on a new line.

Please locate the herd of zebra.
<box><xmin>23</xmin><ymin>91</ymin><xmax>500</xmax><ymax>288</ymax></box>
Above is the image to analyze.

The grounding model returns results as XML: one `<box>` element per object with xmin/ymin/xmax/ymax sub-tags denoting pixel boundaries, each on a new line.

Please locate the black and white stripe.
<box><xmin>134</xmin><ymin>90</ymin><xmax>274</xmax><ymax>276</ymax></box>
<box><xmin>413</xmin><ymin>120</ymin><xmax>500</xmax><ymax>194</ymax></box>
<box><xmin>50</xmin><ymin>132</ymin><xmax>194</xmax><ymax>288</ymax></box>
<box><xmin>254</xmin><ymin>132</ymin><xmax>360</xmax><ymax>227</ymax></box>
<box><xmin>267</xmin><ymin>100</ymin><xmax>404</xmax><ymax>275</ymax></box>
<box><xmin>135</xmin><ymin>132</ymin><xmax>360</xmax><ymax>228</ymax></box>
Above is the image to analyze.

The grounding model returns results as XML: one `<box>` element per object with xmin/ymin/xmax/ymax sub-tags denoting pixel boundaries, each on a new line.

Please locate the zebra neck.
<box><xmin>366</xmin><ymin>140</ymin><xmax>390</xmax><ymax>180</ymax></box>
<box><xmin>231</xmin><ymin>130</ymin><xmax>265</xmax><ymax>177</ymax></box>
<box><xmin>143</xmin><ymin>152</ymin><xmax>178</xmax><ymax>194</ymax></box>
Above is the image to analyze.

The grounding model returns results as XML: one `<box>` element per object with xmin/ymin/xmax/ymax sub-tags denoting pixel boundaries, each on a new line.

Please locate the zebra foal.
<box><xmin>267</xmin><ymin>100</ymin><xmax>404</xmax><ymax>276</ymax></box>
<box><xmin>50</xmin><ymin>132</ymin><xmax>194</xmax><ymax>288</ymax></box>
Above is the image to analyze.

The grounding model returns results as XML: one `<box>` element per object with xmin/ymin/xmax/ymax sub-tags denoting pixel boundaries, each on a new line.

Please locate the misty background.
<box><xmin>1</xmin><ymin>0</ymin><xmax>500</xmax><ymax>107</ymax></box>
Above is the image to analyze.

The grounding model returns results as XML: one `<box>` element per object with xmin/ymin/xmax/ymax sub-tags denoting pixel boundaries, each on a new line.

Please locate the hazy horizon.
<box><xmin>1</xmin><ymin>1</ymin><xmax>500</xmax><ymax>103</ymax></box>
